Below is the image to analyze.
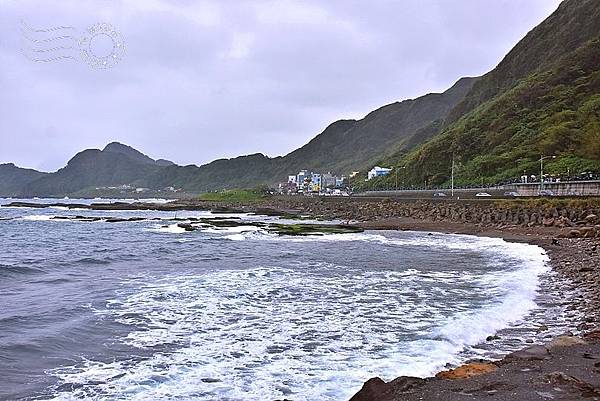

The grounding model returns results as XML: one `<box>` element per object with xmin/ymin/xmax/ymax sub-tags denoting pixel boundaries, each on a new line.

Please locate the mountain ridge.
<box><xmin>371</xmin><ymin>0</ymin><xmax>600</xmax><ymax>188</ymax></box>
<box><xmin>3</xmin><ymin>0</ymin><xmax>598</xmax><ymax>196</ymax></box>
<box><xmin>445</xmin><ymin>0</ymin><xmax>600</xmax><ymax>125</ymax></box>
<box><xmin>1</xmin><ymin>75</ymin><xmax>476</xmax><ymax>196</ymax></box>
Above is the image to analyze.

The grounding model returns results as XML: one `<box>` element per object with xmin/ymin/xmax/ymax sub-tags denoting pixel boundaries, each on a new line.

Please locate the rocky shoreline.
<box><xmin>4</xmin><ymin>196</ymin><xmax>600</xmax><ymax>400</ymax></box>
<box><xmin>346</xmin><ymin>228</ymin><xmax>600</xmax><ymax>401</ymax></box>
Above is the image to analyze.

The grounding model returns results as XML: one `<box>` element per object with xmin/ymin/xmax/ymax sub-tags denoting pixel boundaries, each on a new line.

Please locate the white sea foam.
<box><xmin>432</xmin><ymin>244</ymin><xmax>549</xmax><ymax>347</ymax></box>
<box><xmin>201</xmin><ymin>225</ymin><xmax>263</xmax><ymax>234</ymax></box>
<box><xmin>49</xmin><ymin>206</ymin><xmax>70</xmax><ymax>211</ymax></box>
<box><xmin>48</xmin><ymin>232</ymin><xmax>550</xmax><ymax>401</ymax></box>
<box><xmin>137</xmin><ymin>198</ymin><xmax>177</xmax><ymax>204</ymax></box>
<box><xmin>21</xmin><ymin>214</ymin><xmax>54</xmax><ymax>221</ymax></box>
<box><xmin>147</xmin><ymin>223</ymin><xmax>187</xmax><ymax>234</ymax></box>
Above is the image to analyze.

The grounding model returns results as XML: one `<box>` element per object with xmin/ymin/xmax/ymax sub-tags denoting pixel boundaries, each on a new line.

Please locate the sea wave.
<box><xmin>0</xmin><ymin>263</ymin><xmax>45</xmax><ymax>277</ymax></box>
<box><xmin>45</xmin><ymin>233</ymin><xmax>551</xmax><ymax>401</ymax></box>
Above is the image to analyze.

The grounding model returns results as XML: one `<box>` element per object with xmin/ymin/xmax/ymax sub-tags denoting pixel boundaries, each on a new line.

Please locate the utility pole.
<box><xmin>540</xmin><ymin>156</ymin><xmax>543</xmax><ymax>192</ymax></box>
<box><xmin>395</xmin><ymin>166</ymin><xmax>406</xmax><ymax>191</ymax></box>
<box><xmin>451</xmin><ymin>155</ymin><xmax>455</xmax><ymax>198</ymax></box>
<box><xmin>540</xmin><ymin>155</ymin><xmax>556</xmax><ymax>192</ymax></box>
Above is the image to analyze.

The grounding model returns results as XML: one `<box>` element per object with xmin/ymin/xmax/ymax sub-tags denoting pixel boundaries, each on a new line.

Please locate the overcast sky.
<box><xmin>1</xmin><ymin>0</ymin><xmax>562</xmax><ymax>172</ymax></box>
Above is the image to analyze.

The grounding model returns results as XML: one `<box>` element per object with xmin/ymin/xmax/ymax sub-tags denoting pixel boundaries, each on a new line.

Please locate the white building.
<box><xmin>367</xmin><ymin>166</ymin><xmax>392</xmax><ymax>180</ymax></box>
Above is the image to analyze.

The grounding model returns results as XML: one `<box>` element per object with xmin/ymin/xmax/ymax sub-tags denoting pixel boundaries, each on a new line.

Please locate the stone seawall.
<box><xmin>506</xmin><ymin>180</ymin><xmax>600</xmax><ymax>196</ymax></box>
<box><xmin>301</xmin><ymin>198</ymin><xmax>600</xmax><ymax>238</ymax></box>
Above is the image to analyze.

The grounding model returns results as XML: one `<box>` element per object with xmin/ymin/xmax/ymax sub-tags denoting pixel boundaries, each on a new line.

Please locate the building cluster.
<box><xmin>279</xmin><ymin>170</ymin><xmax>348</xmax><ymax>194</ymax></box>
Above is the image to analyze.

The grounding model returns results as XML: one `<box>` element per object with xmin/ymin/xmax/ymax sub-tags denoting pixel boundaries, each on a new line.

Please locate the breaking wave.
<box><xmin>46</xmin><ymin>233</ymin><xmax>550</xmax><ymax>401</ymax></box>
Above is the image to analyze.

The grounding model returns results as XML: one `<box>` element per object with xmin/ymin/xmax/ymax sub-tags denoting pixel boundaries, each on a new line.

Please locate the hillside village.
<box><xmin>278</xmin><ymin>166</ymin><xmax>395</xmax><ymax>195</ymax></box>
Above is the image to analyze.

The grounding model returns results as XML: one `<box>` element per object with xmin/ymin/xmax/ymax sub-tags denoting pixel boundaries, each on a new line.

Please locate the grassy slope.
<box><xmin>368</xmin><ymin>37</ymin><xmax>600</xmax><ymax>189</ymax></box>
<box><xmin>356</xmin><ymin>0</ymin><xmax>600</xmax><ymax>190</ymax></box>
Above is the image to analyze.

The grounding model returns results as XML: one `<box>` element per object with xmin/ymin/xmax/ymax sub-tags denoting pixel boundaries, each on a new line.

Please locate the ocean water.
<box><xmin>0</xmin><ymin>198</ymin><xmax>571</xmax><ymax>401</ymax></box>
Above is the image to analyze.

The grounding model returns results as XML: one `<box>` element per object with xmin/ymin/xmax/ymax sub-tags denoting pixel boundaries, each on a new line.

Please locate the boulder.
<box><xmin>546</xmin><ymin>335</ymin><xmax>587</xmax><ymax>349</ymax></box>
<box><xmin>554</xmin><ymin>216</ymin><xmax>573</xmax><ymax>228</ymax></box>
<box><xmin>349</xmin><ymin>377</ymin><xmax>387</xmax><ymax>401</ymax></box>
<box><xmin>585</xmin><ymin>214</ymin><xmax>598</xmax><ymax>223</ymax></box>
<box><xmin>579</xmin><ymin>226</ymin><xmax>596</xmax><ymax>238</ymax></box>
<box><xmin>583</xmin><ymin>330</ymin><xmax>600</xmax><ymax>341</ymax></box>
<box><xmin>505</xmin><ymin>345</ymin><xmax>550</xmax><ymax>361</ymax></box>
<box><xmin>542</xmin><ymin>217</ymin><xmax>555</xmax><ymax>227</ymax></box>
<box><xmin>435</xmin><ymin>362</ymin><xmax>498</xmax><ymax>379</ymax></box>
<box><xmin>177</xmin><ymin>223</ymin><xmax>196</xmax><ymax>231</ymax></box>
<box><xmin>349</xmin><ymin>376</ymin><xmax>425</xmax><ymax>401</ymax></box>
<box><xmin>386</xmin><ymin>376</ymin><xmax>426</xmax><ymax>393</ymax></box>
<box><xmin>545</xmin><ymin>372</ymin><xmax>600</xmax><ymax>397</ymax></box>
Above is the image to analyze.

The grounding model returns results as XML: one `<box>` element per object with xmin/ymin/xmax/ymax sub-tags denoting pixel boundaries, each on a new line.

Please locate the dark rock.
<box><xmin>545</xmin><ymin>371</ymin><xmax>600</xmax><ymax>397</ymax></box>
<box><xmin>546</xmin><ymin>336</ymin><xmax>586</xmax><ymax>348</ymax></box>
<box><xmin>386</xmin><ymin>376</ymin><xmax>426</xmax><ymax>393</ymax></box>
<box><xmin>177</xmin><ymin>223</ymin><xmax>196</xmax><ymax>232</ymax></box>
<box><xmin>200</xmin><ymin>378</ymin><xmax>221</xmax><ymax>383</ymax></box>
<box><xmin>349</xmin><ymin>376</ymin><xmax>425</xmax><ymax>401</ymax></box>
<box><xmin>584</xmin><ymin>330</ymin><xmax>600</xmax><ymax>341</ymax></box>
<box><xmin>504</xmin><ymin>345</ymin><xmax>550</xmax><ymax>361</ymax></box>
<box><xmin>349</xmin><ymin>377</ymin><xmax>388</xmax><ymax>401</ymax></box>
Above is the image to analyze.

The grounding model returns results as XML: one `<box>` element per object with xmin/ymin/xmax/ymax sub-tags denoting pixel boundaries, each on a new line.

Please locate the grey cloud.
<box><xmin>0</xmin><ymin>0</ymin><xmax>562</xmax><ymax>171</ymax></box>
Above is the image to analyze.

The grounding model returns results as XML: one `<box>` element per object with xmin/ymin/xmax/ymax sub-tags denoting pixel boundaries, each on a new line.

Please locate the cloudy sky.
<box><xmin>0</xmin><ymin>0</ymin><xmax>562</xmax><ymax>172</ymax></box>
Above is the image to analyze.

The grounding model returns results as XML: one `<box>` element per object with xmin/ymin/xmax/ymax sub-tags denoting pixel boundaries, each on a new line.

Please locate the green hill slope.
<box><xmin>20</xmin><ymin>146</ymin><xmax>165</xmax><ymax>196</ymax></box>
<box><xmin>0</xmin><ymin>164</ymin><xmax>48</xmax><ymax>197</ymax></box>
<box><xmin>370</xmin><ymin>0</ymin><xmax>600</xmax><ymax>189</ymax></box>
<box><xmin>140</xmin><ymin>76</ymin><xmax>476</xmax><ymax>193</ymax></box>
<box><xmin>2</xmin><ymin>76</ymin><xmax>476</xmax><ymax>196</ymax></box>
<box><xmin>446</xmin><ymin>0</ymin><xmax>600</xmax><ymax>125</ymax></box>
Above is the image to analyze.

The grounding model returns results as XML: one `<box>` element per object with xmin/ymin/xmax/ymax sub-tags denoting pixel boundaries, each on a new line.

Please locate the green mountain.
<box><xmin>144</xmin><ymin>76</ymin><xmax>476</xmax><ymax>193</ymax></box>
<box><xmin>2</xmin><ymin>0</ymin><xmax>597</xmax><ymax>196</ymax></box>
<box><xmin>0</xmin><ymin>163</ymin><xmax>48</xmax><ymax>197</ymax></box>
<box><xmin>1</xmin><ymin>76</ymin><xmax>476</xmax><ymax>196</ymax></box>
<box><xmin>18</xmin><ymin>144</ymin><xmax>169</xmax><ymax>197</ymax></box>
<box><xmin>102</xmin><ymin>142</ymin><xmax>175</xmax><ymax>167</ymax></box>
<box><xmin>446</xmin><ymin>0</ymin><xmax>600</xmax><ymax>125</ymax></box>
<box><xmin>276</xmin><ymin>77</ymin><xmax>477</xmax><ymax>176</ymax></box>
<box><xmin>371</xmin><ymin>0</ymin><xmax>600</xmax><ymax>188</ymax></box>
